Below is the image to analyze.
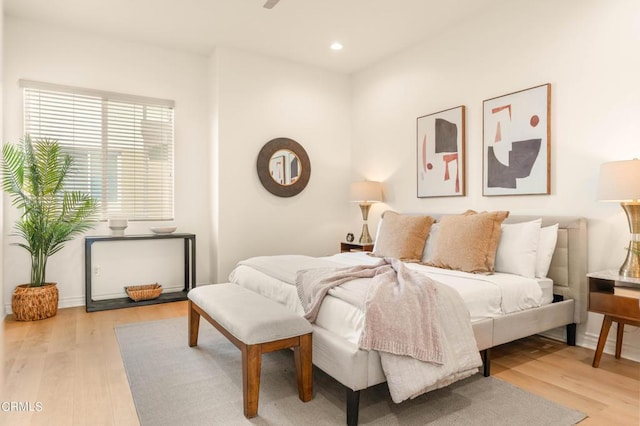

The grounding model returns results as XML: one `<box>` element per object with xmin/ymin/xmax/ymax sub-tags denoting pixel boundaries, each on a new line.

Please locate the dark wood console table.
<box><xmin>587</xmin><ymin>270</ymin><xmax>640</xmax><ymax>367</ymax></box>
<box><xmin>85</xmin><ymin>233</ymin><xmax>196</xmax><ymax>312</ymax></box>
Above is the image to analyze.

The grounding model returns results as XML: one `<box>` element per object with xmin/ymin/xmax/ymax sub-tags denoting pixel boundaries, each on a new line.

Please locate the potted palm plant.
<box><xmin>2</xmin><ymin>136</ymin><xmax>99</xmax><ymax>321</ymax></box>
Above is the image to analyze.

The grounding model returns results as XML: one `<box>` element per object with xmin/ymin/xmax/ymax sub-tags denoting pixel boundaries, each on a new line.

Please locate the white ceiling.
<box><xmin>4</xmin><ymin>0</ymin><xmax>505</xmax><ymax>74</ymax></box>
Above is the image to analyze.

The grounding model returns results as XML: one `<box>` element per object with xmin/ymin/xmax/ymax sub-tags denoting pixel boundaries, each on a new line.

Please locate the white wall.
<box><xmin>2</xmin><ymin>17</ymin><xmax>211</xmax><ymax>309</ymax></box>
<box><xmin>351</xmin><ymin>0</ymin><xmax>640</xmax><ymax>360</ymax></box>
<box><xmin>212</xmin><ymin>47</ymin><xmax>352</xmax><ymax>281</ymax></box>
<box><xmin>207</xmin><ymin>52</ymin><xmax>220</xmax><ymax>286</ymax></box>
<box><xmin>0</xmin><ymin>0</ymin><xmax>4</xmax><ymax>317</ymax></box>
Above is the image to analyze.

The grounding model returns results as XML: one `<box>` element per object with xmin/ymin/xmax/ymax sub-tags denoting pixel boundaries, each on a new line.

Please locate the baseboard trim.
<box><xmin>4</xmin><ymin>288</ymin><xmax>184</xmax><ymax>315</ymax></box>
<box><xmin>541</xmin><ymin>327</ymin><xmax>640</xmax><ymax>363</ymax></box>
<box><xmin>579</xmin><ymin>330</ymin><xmax>640</xmax><ymax>363</ymax></box>
<box><xmin>4</xmin><ymin>295</ymin><xmax>86</xmax><ymax>315</ymax></box>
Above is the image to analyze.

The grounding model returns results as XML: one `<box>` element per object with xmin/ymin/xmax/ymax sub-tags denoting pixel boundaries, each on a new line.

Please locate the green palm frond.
<box><xmin>1</xmin><ymin>136</ymin><xmax>99</xmax><ymax>286</ymax></box>
<box><xmin>1</xmin><ymin>142</ymin><xmax>26</xmax><ymax>208</ymax></box>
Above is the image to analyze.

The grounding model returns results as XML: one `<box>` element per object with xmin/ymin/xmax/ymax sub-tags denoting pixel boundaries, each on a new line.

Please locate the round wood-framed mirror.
<box><xmin>257</xmin><ymin>138</ymin><xmax>311</xmax><ymax>197</ymax></box>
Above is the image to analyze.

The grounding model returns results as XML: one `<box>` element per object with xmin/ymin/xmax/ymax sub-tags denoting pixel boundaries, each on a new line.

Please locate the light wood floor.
<box><xmin>2</xmin><ymin>302</ymin><xmax>638</xmax><ymax>425</ymax></box>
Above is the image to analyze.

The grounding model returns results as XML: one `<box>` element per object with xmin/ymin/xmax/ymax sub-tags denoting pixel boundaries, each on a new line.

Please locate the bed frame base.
<box><xmin>553</xmin><ymin>295</ymin><xmax>577</xmax><ymax>346</ymax></box>
<box><xmin>345</xmin><ymin>348</ymin><xmax>491</xmax><ymax>426</ymax></box>
<box><xmin>566</xmin><ymin>323</ymin><xmax>577</xmax><ymax>346</ymax></box>
<box><xmin>481</xmin><ymin>349</ymin><xmax>490</xmax><ymax>377</ymax></box>
<box><xmin>346</xmin><ymin>389</ymin><xmax>360</xmax><ymax>426</ymax></box>
<box><xmin>343</xmin><ymin>331</ymin><xmax>575</xmax><ymax>426</ymax></box>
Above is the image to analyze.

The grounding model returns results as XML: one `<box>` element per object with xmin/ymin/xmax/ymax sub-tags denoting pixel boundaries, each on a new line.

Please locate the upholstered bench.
<box><xmin>187</xmin><ymin>283</ymin><xmax>313</xmax><ymax>418</ymax></box>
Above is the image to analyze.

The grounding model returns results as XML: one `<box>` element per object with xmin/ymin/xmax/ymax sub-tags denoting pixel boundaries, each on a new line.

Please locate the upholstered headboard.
<box><xmin>504</xmin><ymin>216</ymin><xmax>588</xmax><ymax>323</ymax></box>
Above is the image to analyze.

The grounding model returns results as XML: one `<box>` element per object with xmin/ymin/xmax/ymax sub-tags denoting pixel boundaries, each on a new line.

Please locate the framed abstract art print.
<box><xmin>483</xmin><ymin>84</ymin><xmax>551</xmax><ymax>196</ymax></box>
<box><xmin>417</xmin><ymin>105</ymin><xmax>466</xmax><ymax>198</ymax></box>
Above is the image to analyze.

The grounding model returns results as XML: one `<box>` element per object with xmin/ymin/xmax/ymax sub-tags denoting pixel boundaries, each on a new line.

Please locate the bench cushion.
<box><xmin>188</xmin><ymin>283</ymin><xmax>312</xmax><ymax>344</ymax></box>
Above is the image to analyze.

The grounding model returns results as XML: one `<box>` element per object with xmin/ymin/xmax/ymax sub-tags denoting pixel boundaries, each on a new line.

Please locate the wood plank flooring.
<box><xmin>2</xmin><ymin>302</ymin><xmax>638</xmax><ymax>425</ymax></box>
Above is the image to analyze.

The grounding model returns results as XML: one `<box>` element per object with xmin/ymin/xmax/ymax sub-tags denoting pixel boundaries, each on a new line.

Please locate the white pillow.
<box><xmin>535</xmin><ymin>223</ymin><xmax>559</xmax><ymax>278</ymax></box>
<box><xmin>494</xmin><ymin>219</ymin><xmax>542</xmax><ymax>278</ymax></box>
<box><xmin>421</xmin><ymin>222</ymin><xmax>439</xmax><ymax>263</ymax></box>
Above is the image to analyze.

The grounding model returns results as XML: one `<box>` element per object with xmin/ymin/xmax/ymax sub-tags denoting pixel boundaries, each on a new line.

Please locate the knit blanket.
<box><xmin>296</xmin><ymin>258</ymin><xmax>444</xmax><ymax>365</ymax></box>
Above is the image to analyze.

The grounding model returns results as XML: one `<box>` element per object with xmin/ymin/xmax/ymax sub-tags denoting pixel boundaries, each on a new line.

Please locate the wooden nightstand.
<box><xmin>340</xmin><ymin>242</ymin><xmax>374</xmax><ymax>253</ymax></box>
<box><xmin>587</xmin><ymin>271</ymin><xmax>640</xmax><ymax>367</ymax></box>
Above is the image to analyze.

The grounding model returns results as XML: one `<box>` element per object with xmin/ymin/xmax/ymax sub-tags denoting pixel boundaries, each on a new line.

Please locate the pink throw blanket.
<box><xmin>296</xmin><ymin>258</ymin><xmax>443</xmax><ymax>365</ymax></box>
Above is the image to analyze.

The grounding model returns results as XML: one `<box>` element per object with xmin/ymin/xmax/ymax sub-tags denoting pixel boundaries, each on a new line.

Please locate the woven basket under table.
<box><xmin>125</xmin><ymin>283</ymin><xmax>163</xmax><ymax>301</ymax></box>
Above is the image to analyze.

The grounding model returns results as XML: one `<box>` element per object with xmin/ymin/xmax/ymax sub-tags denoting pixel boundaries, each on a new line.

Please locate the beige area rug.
<box><xmin>115</xmin><ymin>317</ymin><xmax>586</xmax><ymax>425</ymax></box>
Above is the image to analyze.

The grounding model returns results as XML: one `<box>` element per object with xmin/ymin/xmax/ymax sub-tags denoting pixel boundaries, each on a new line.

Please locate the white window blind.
<box><xmin>21</xmin><ymin>80</ymin><xmax>175</xmax><ymax>221</ymax></box>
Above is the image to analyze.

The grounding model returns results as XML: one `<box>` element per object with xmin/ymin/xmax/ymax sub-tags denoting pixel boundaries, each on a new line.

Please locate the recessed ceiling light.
<box><xmin>330</xmin><ymin>42</ymin><xmax>343</xmax><ymax>51</ymax></box>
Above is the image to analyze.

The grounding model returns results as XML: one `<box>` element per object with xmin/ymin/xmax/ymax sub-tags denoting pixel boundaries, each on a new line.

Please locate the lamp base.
<box><xmin>358</xmin><ymin>202</ymin><xmax>374</xmax><ymax>244</ymax></box>
<box><xmin>620</xmin><ymin>239</ymin><xmax>640</xmax><ymax>279</ymax></box>
<box><xmin>620</xmin><ymin>203</ymin><xmax>640</xmax><ymax>279</ymax></box>
<box><xmin>359</xmin><ymin>223</ymin><xmax>373</xmax><ymax>244</ymax></box>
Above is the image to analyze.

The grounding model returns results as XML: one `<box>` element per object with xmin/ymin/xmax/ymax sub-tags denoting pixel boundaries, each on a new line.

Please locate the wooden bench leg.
<box><xmin>294</xmin><ymin>333</ymin><xmax>313</xmax><ymax>402</ymax></box>
<box><xmin>188</xmin><ymin>301</ymin><xmax>200</xmax><ymax>347</ymax></box>
<box><xmin>242</xmin><ymin>344</ymin><xmax>262</xmax><ymax>418</ymax></box>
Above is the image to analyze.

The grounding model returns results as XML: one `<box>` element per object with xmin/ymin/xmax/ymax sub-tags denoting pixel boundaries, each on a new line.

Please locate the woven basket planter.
<box><xmin>12</xmin><ymin>283</ymin><xmax>59</xmax><ymax>321</ymax></box>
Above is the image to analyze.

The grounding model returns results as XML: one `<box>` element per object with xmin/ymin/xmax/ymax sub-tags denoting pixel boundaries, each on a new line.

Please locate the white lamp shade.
<box><xmin>350</xmin><ymin>181</ymin><xmax>383</xmax><ymax>203</ymax></box>
<box><xmin>598</xmin><ymin>159</ymin><xmax>640</xmax><ymax>202</ymax></box>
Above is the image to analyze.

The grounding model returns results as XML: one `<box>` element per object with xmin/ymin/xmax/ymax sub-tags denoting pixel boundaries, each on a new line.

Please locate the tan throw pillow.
<box><xmin>425</xmin><ymin>210</ymin><xmax>509</xmax><ymax>273</ymax></box>
<box><xmin>373</xmin><ymin>211</ymin><xmax>434</xmax><ymax>261</ymax></box>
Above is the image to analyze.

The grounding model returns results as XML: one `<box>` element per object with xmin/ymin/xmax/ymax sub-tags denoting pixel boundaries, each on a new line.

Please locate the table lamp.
<box><xmin>598</xmin><ymin>159</ymin><xmax>640</xmax><ymax>278</ymax></box>
<box><xmin>350</xmin><ymin>181</ymin><xmax>383</xmax><ymax>244</ymax></box>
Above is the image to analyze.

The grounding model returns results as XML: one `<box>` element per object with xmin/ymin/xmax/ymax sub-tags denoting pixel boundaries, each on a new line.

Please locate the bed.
<box><xmin>228</xmin><ymin>213</ymin><xmax>588</xmax><ymax>425</ymax></box>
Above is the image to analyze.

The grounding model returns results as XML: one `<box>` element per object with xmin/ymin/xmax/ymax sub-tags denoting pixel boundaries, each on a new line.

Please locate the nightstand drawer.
<box><xmin>589</xmin><ymin>292</ymin><xmax>640</xmax><ymax>321</ymax></box>
<box><xmin>340</xmin><ymin>242</ymin><xmax>374</xmax><ymax>253</ymax></box>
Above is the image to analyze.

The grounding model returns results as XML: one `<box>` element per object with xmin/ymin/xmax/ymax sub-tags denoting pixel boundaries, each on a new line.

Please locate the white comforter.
<box><xmin>231</xmin><ymin>254</ymin><xmax>487</xmax><ymax>402</ymax></box>
<box><xmin>230</xmin><ymin>252</ymin><xmax>545</xmax><ymax>325</ymax></box>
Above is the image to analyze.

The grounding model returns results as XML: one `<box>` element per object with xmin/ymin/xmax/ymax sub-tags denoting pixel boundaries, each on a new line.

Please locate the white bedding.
<box><xmin>228</xmin><ymin>252</ymin><xmax>550</xmax><ymax>346</ymax></box>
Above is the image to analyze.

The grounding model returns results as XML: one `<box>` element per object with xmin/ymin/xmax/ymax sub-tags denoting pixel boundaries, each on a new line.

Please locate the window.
<box><xmin>21</xmin><ymin>80</ymin><xmax>175</xmax><ymax>221</ymax></box>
